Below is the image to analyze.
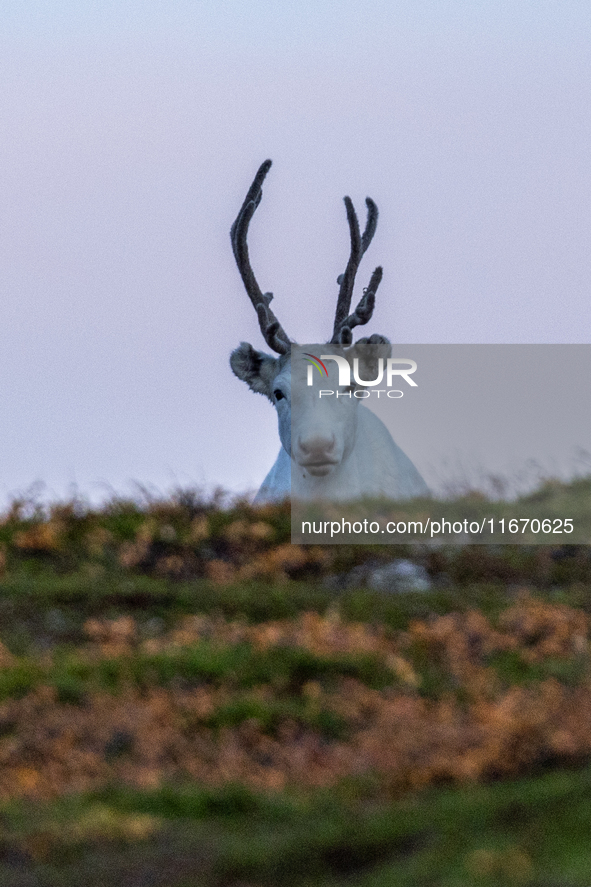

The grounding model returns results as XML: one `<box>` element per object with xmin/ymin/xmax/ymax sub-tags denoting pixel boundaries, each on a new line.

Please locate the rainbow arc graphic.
<box><xmin>303</xmin><ymin>353</ymin><xmax>328</xmax><ymax>376</ymax></box>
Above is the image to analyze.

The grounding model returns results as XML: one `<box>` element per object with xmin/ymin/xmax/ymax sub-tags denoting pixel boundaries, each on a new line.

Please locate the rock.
<box><xmin>324</xmin><ymin>558</ymin><xmax>432</xmax><ymax>593</ymax></box>
<box><xmin>366</xmin><ymin>559</ymin><xmax>431</xmax><ymax>593</ymax></box>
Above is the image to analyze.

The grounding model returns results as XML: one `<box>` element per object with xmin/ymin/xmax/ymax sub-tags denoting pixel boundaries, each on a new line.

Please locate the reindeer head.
<box><xmin>230</xmin><ymin>160</ymin><xmax>391</xmax><ymax>478</ymax></box>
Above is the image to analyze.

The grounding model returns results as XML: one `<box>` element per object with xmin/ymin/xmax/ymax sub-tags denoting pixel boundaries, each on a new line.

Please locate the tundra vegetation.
<box><xmin>0</xmin><ymin>477</ymin><xmax>590</xmax><ymax>884</ymax></box>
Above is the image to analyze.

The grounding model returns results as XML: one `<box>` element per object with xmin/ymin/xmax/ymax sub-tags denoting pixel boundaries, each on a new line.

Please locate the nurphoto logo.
<box><xmin>303</xmin><ymin>353</ymin><xmax>329</xmax><ymax>379</ymax></box>
<box><xmin>304</xmin><ymin>353</ymin><xmax>418</xmax><ymax>398</ymax></box>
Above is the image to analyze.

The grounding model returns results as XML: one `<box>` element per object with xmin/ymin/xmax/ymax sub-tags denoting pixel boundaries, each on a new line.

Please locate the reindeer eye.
<box><xmin>273</xmin><ymin>389</ymin><xmax>285</xmax><ymax>401</ymax></box>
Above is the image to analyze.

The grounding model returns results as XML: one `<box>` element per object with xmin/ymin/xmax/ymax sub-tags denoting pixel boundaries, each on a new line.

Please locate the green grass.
<box><xmin>2</xmin><ymin>566</ymin><xmax>591</xmax><ymax>658</ymax></box>
<box><xmin>4</xmin><ymin>766</ymin><xmax>591</xmax><ymax>885</ymax></box>
<box><xmin>0</xmin><ymin>641</ymin><xmax>396</xmax><ymax>743</ymax></box>
<box><xmin>203</xmin><ymin>695</ymin><xmax>349</xmax><ymax>739</ymax></box>
<box><xmin>487</xmin><ymin>649</ymin><xmax>590</xmax><ymax>688</ymax></box>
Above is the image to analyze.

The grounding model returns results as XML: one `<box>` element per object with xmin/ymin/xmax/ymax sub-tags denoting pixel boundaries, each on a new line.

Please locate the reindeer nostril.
<box><xmin>298</xmin><ymin>434</ymin><xmax>336</xmax><ymax>460</ymax></box>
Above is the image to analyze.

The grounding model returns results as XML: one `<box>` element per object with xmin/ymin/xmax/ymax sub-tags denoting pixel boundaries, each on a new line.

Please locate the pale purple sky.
<box><xmin>0</xmin><ymin>2</ymin><xmax>589</xmax><ymax>501</ymax></box>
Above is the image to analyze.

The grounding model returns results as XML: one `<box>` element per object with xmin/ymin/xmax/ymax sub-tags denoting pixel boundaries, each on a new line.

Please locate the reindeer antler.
<box><xmin>231</xmin><ymin>159</ymin><xmax>290</xmax><ymax>355</ymax></box>
<box><xmin>331</xmin><ymin>196</ymin><xmax>383</xmax><ymax>345</ymax></box>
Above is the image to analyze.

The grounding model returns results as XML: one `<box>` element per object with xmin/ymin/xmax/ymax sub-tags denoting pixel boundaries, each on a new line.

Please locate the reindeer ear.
<box><xmin>230</xmin><ymin>342</ymin><xmax>280</xmax><ymax>400</ymax></box>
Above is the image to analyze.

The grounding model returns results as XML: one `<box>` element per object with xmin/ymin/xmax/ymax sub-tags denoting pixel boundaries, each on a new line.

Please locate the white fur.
<box><xmin>238</xmin><ymin>350</ymin><xmax>429</xmax><ymax>503</ymax></box>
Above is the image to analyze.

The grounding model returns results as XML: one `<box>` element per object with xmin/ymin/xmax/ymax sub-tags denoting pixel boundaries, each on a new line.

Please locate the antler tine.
<box><xmin>331</xmin><ymin>196</ymin><xmax>379</xmax><ymax>344</ymax></box>
<box><xmin>231</xmin><ymin>159</ymin><xmax>290</xmax><ymax>355</ymax></box>
<box><xmin>336</xmin><ymin>266</ymin><xmax>383</xmax><ymax>345</ymax></box>
<box><xmin>361</xmin><ymin>197</ymin><xmax>378</xmax><ymax>252</ymax></box>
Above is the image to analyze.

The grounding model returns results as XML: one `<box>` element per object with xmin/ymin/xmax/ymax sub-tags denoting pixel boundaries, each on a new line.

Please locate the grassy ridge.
<box><xmin>0</xmin><ymin>488</ymin><xmax>590</xmax><ymax>884</ymax></box>
<box><xmin>0</xmin><ymin>479</ymin><xmax>589</xmax><ymax>588</ymax></box>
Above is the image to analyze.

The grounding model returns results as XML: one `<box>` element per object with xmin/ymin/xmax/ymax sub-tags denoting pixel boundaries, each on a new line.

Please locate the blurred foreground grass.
<box><xmin>0</xmin><ymin>480</ymin><xmax>590</xmax><ymax>884</ymax></box>
<box><xmin>3</xmin><ymin>767</ymin><xmax>591</xmax><ymax>886</ymax></box>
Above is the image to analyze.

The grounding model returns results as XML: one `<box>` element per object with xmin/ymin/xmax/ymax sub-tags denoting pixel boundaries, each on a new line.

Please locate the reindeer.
<box><xmin>230</xmin><ymin>160</ymin><xmax>428</xmax><ymax>503</ymax></box>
